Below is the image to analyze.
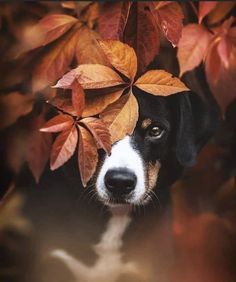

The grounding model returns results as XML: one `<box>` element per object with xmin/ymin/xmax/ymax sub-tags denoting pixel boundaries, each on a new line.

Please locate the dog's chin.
<box><xmin>97</xmin><ymin>193</ymin><xmax>150</xmax><ymax>209</ymax></box>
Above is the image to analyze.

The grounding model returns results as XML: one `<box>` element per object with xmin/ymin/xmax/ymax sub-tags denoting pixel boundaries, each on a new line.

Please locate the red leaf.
<box><xmin>177</xmin><ymin>24</ymin><xmax>213</xmax><ymax>76</ymax></box>
<box><xmin>124</xmin><ymin>2</ymin><xmax>160</xmax><ymax>74</ymax></box>
<box><xmin>152</xmin><ymin>1</ymin><xmax>184</xmax><ymax>47</ymax></box>
<box><xmin>50</xmin><ymin>125</ymin><xmax>78</xmax><ymax>170</ymax></box>
<box><xmin>71</xmin><ymin>81</ymin><xmax>85</xmax><ymax>116</ymax></box>
<box><xmin>217</xmin><ymin>37</ymin><xmax>233</xmax><ymax>68</ymax></box>
<box><xmin>98</xmin><ymin>2</ymin><xmax>132</xmax><ymax>40</ymax></box>
<box><xmin>80</xmin><ymin>117</ymin><xmax>111</xmax><ymax>154</ymax></box>
<box><xmin>78</xmin><ymin>125</ymin><xmax>98</xmax><ymax>187</ymax></box>
<box><xmin>198</xmin><ymin>2</ymin><xmax>218</xmax><ymax>24</ymax></box>
<box><xmin>40</xmin><ymin>114</ymin><xmax>74</xmax><ymax>133</ymax></box>
<box><xmin>27</xmin><ymin>115</ymin><xmax>52</xmax><ymax>183</ymax></box>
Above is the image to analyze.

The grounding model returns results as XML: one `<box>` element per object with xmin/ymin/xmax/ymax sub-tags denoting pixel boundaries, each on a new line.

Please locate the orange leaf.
<box><xmin>71</xmin><ymin>81</ymin><xmax>85</xmax><ymax>116</ymax></box>
<box><xmin>80</xmin><ymin>117</ymin><xmax>111</xmax><ymax>154</ymax></box>
<box><xmin>32</xmin><ymin>25</ymin><xmax>81</xmax><ymax>92</ymax></box>
<box><xmin>54</xmin><ymin>64</ymin><xmax>124</xmax><ymax>89</ymax></box>
<box><xmin>100</xmin><ymin>92</ymin><xmax>138</xmax><ymax>143</ymax></box>
<box><xmin>177</xmin><ymin>24</ymin><xmax>213</xmax><ymax>76</ymax></box>
<box><xmin>135</xmin><ymin>70</ymin><xmax>189</xmax><ymax>96</ymax></box>
<box><xmin>0</xmin><ymin>92</ymin><xmax>34</xmax><ymax>129</ymax></box>
<box><xmin>78</xmin><ymin>125</ymin><xmax>98</xmax><ymax>187</ymax></box>
<box><xmin>82</xmin><ymin>89</ymin><xmax>124</xmax><ymax>117</ymax></box>
<box><xmin>98</xmin><ymin>40</ymin><xmax>137</xmax><ymax>81</ymax></box>
<box><xmin>75</xmin><ymin>26</ymin><xmax>110</xmax><ymax>65</ymax></box>
<box><xmin>40</xmin><ymin>114</ymin><xmax>74</xmax><ymax>133</ymax></box>
<box><xmin>198</xmin><ymin>2</ymin><xmax>218</xmax><ymax>24</ymax></box>
<box><xmin>50</xmin><ymin>125</ymin><xmax>78</xmax><ymax>170</ymax></box>
<box><xmin>48</xmin><ymin>96</ymin><xmax>77</xmax><ymax>116</ymax></box>
<box><xmin>20</xmin><ymin>14</ymin><xmax>78</xmax><ymax>54</ymax></box>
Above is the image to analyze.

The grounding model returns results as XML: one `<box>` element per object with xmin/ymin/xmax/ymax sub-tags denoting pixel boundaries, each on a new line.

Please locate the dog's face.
<box><xmin>95</xmin><ymin>90</ymin><xmax>215</xmax><ymax>207</ymax></box>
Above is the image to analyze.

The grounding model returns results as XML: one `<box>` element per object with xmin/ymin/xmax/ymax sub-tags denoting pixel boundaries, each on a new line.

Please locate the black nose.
<box><xmin>104</xmin><ymin>169</ymin><xmax>137</xmax><ymax>196</ymax></box>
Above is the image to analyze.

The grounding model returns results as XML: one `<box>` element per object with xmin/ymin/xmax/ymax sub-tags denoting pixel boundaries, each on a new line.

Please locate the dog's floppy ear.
<box><xmin>172</xmin><ymin>92</ymin><xmax>218</xmax><ymax>167</ymax></box>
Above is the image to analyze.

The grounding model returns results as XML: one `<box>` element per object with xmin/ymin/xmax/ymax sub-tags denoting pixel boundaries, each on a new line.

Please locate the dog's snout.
<box><xmin>104</xmin><ymin>169</ymin><xmax>137</xmax><ymax>196</ymax></box>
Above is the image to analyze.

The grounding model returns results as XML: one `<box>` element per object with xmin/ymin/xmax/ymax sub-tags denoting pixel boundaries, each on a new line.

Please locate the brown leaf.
<box><xmin>207</xmin><ymin>2</ymin><xmax>235</xmax><ymax>25</ymax></box>
<box><xmin>100</xmin><ymin>92</ymin><xmax>138</xmax><ymax>143</ymax></box>
<box><xmin>177</xmin><ymin>24</ymin><xmax>213</xmax><ymax>76</ymax></box>
<box><xmin>32</xmin><ymin>25</ymin><xmax>81</xmax><ymax>92</ymax></box>
<box><xmin>135</xmin><ymin>70</ymin><xmax>189</xmax><ymax>95</ymax></box>
<box><xmin>152</xmin><ymin>1</ymin><xmax>184</xmax><ymax>47</ymax></box>
<box><xmin>198</xmin><ymin>2</ymin><xmax>218</xmax><ymax>24</ymax></box>
<box><xmin>71</xmin><ymin>81</ymin><xmax>85</xmax><ymax>116</ymax></box>
<box><xmin>82</xmin><ymin>89</ymin><xmax>124</xmax><ymax>117</ymax></box>
<box><xmin>20</xmin><ymin>14</ymin><xmax>78</xmax><ymax>54</ymax></box>
<box><xmin>27</xmin><ymin>115</ymin><xmax>52</xmax><ymax>183</ymax></box>
<box><xmin>0</xmin><ymin>92</ymin><xmax>34</xmax><ymax>129</ymax></box>
<box><xmin>217</xmin><ymin>37</ymin><xmax>233</xmax><ymax>68</ymax></box>
<box><xmin>48</xmin><ymin>96</ymin><xmax>77</xmax><ymax>116</ymax></box>
<box><xmin>75</xmin><ymin>26</ymin><xmax>110</xmax><ymax>65</ymax></box>
<box><xmin>98</xmin><ymin>40</ymin><xmax>137</xmax><ymax>81</ymax></box>
<box><xmin>40</xmin><ymin>114</ymin><xmax>74</xmax><ymax>133</ymax></box>
<box><xmin>124</xmin><ymin>2</ymin><xmax>160</xmax><ymax>74</ymax></box>
<box><xmin>98</xmin><ymin>2</ymin><xmax>132</xmax><ymax>40</ymax></box>
<box><xmin>80</xmin><ymin>117</ymin><xmax>111</xmax><ymax>154</ymax></box>
<box><xmin>78</xmin><ymin>125</ymin><xmax>98</xmax><ymax>187</ymax></box>
<box><xmin>50</xmin><ymin>125</ymin><xmax>78</xmax><ymax>170</ymax></box>
<box><xmin>56</xmin><ymin>64</ymin><xmax>124</xmax><ymax>90</ymax></box>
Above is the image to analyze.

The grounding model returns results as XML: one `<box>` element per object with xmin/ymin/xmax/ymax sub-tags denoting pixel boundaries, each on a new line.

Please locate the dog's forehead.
<box><xmin>135</xmin><ymin>93</ymin><xmax>169</xmax><ymax>121</ymax></box>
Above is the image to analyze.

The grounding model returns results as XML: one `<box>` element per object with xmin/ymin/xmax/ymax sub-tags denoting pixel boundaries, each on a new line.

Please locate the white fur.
<box><xmin>51</xmin><ymin>212</ymin><xmax>138</xmax><ymax>282</ymax></box>
<box><xmin>96</xmin><ymin>136</ymin><xmax>146</xmax><ymax>204</ymax></box>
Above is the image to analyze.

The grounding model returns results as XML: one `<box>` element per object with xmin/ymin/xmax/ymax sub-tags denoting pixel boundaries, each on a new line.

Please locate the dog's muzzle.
<box><xmin>96</xmin><ymin>136</ymin><xmax>146</xmax><ymax>205</ymax></box>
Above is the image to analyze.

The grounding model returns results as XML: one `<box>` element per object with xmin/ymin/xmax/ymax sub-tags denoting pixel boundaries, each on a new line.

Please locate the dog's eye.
<box><xmin>148</xmin><ymin>126</ymin><xmax>164</xmax><ymax>138</ymax></box>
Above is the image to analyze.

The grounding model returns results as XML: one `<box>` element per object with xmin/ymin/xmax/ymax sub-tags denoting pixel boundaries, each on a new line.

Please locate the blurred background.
<box><xmin>0</xmin><ymin>2</ymin><xmax>236</xmax><ymax>282</ymax></box>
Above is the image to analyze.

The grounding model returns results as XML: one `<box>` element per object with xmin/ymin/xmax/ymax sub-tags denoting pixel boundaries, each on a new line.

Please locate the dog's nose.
<box><xmin>104</xmin><ymin>169</ymin><xmax>137</xmax><ymax>196</ymax></box>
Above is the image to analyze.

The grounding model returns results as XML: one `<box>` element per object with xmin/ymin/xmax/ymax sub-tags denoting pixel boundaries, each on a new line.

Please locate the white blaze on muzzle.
<box><xmin>96</xmin><ymin>136</ymin><xmax>146</xmax><ymax>204</ymax></box>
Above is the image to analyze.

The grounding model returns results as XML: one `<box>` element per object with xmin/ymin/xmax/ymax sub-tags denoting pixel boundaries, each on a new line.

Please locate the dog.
<box><xmin>16</xmin><ymin>89</ymin><xmax>217</xmax><ymax>282</ymax></box>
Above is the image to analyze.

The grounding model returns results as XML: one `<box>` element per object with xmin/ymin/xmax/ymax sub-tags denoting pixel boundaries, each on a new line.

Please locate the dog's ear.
<box><xmin>171</xmin><ymin>92</ymin><xmax>219</xmax><ymax>167</ymax></box>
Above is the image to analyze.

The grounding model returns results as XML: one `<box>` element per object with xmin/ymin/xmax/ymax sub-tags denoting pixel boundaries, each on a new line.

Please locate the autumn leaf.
<box><xmin>98</xmin><ymin>2</ymin><xmax>132</xmax><ymax>40</ymax></box>
<box><xmin>0</xmin><ymin>92</ymin><xmax>34</xmax><ymax>129</ymax></box>
<box><xmin>82</xmin><ymin>89</ymin><xmax>123</xmax><ymax>117</ymax></box>
<box><xmin>207</xmin><ymin>2</ymin><xmax>236</xmax><ymax>25</ymax></box>
<box><xmin>75</xmin><ymin>26</ymin><xmax>110</xmax><ymax>65</ymax></box>
<box><xmin>98</xmin><ymin>39</ymin><xmax>137</xmax><ymax>81</ymax></box>
<box><xmin>124</xmin><ymin>2</ymin><xmax>160</xmax><ymax>74</ymax></box>
<box><xmin>78</xmin><ymin>125</ymin><xmax>98</xmax><ymax>187</ymax></box>
<box><xmin>40</xmin><ymin>114</ymin><xmax>74</xmax><ymax>133</ymax></box>
<box><xmin>71</xmin><ymin>81</ymin><xmax>85</xmax><ymax>116</ymax></box>
<box><xmin>152</xmin><ymin>1</ymin><xmax>184</xmax><ymax>47</ymax></box>
<box><xmin>19</xmin><ymin>14</ymin><xmax>78</xmax><ymax>54</ymax></box>
<box><xmin>100</xmin><ymin>92</ymin><xmax>138</xmax><ymax>143</ymax></box>
<box><xmin>54</xmin><ymin>64</ymin><xmax>124</xmax><ymax>89</ymax></box>
<box><xmin>27</xmin><ymin>114</ymin><xmax>52</xmax><ymax>183</ymax></box>
<box><xmin>80</xmin><ymin>117</ymin><xmax>111</xmax><ymax>154</ymax></box>
<box><xmin>135</xmin><ymin>70</ymin><xmax>189</xmax><ymax>95</ymax></box>
<box><xmin>48</xmin><ymin>96</ymin><xmax>77</xmax><ymax>116</ymax></box>
<box><xmin>198</xmin><ymin>2</ymin><xmax>218</xmax><ymax>24</ymax></box>
<box><xmin>32</xmin><ymin>24</ymin><xmax>81</xmax><ymax>92</ymax></box>
<box><xmin>50</xmin><ymin>125</ymin><xmax>78</xmax><ymax>170</ymax></box>
<box><xmin>177</xmin><ymin>24</ymin><xmax>213</xmax><ymax>76</ymax></box>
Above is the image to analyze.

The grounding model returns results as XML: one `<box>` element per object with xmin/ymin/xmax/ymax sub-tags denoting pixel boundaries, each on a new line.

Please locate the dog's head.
<box><xmin>96</xmin><ymin>90</ymin><xmax>216</xmax><ymax>207</ymax></box>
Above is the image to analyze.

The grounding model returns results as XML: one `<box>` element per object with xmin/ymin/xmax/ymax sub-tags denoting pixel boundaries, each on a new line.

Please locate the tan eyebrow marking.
<box><xmin>141</xmin><ymin>118</ymin><xmax>152</xmax><ymax>129</ymax></box>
